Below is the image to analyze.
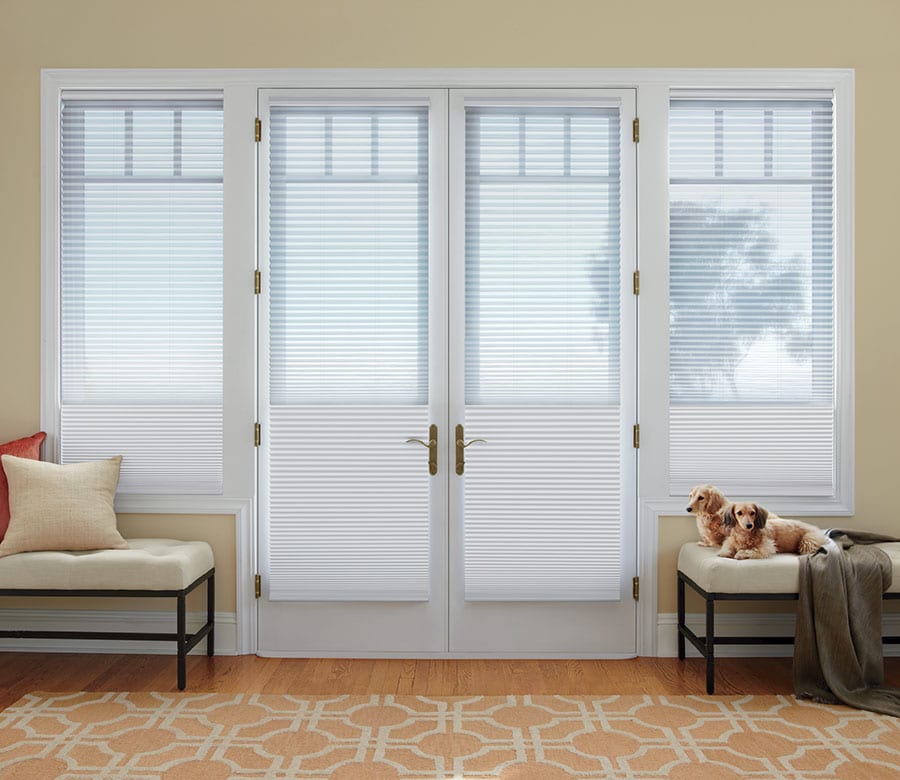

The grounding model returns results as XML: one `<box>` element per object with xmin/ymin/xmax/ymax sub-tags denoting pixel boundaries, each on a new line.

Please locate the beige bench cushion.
<box><xmin>678</xmin><ymin>541</ymin><xmax>900</xmax><ymax>595</ymax></box>
<box><xmin>0</xmin><ymin>538</ymin><xmax>214</xmax><ymax>591</ymax></box>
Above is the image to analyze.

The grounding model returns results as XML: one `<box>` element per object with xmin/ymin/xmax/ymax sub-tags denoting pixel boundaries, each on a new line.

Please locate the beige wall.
<box><xmin>2</xmin><ymin>1</ymin><xmax>898</xmax><ymax>622</ymax></box>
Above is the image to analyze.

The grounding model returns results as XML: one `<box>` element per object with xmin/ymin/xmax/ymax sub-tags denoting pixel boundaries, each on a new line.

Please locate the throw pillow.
<box><xmin>0</xmin><ymin>454</ymin><xmax>128</xmax><ymax>558</ymax></box>
<box><xmin>0</xmin><ymin>431</ymin><xmax>47</xmax><ymax>541</ymax></box>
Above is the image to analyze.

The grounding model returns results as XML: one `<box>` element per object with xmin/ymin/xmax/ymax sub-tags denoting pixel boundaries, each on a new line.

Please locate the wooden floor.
<box><xmin>2</xmin><ymin>653</ymin><xmax>899</xmax><ymax>711</ymax></box>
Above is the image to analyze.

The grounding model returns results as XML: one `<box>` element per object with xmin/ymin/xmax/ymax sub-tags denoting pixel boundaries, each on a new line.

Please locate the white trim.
<box><xmin>256</xmin><ymin>651</ymin><xmax>637</xmax><ymax>660</ymax></box>
<box><xmin>42</xmin><ymin>69</ymin><xmax>854</xmax><ymax>90</ymax></box>
<box><xmin>221</xmin><ymin>84</ymin><xmax>259</xmax><ymax>503</ymax></box>
<box><xmin>40</xmin><ymin>72</ymin><xmax>62</xmax><ymax>465</ymax></box>
<box><xmin>0</xmin><ymin>609</ymin><xmax>237</xmax><ymax>655</ymax></box>
<box><xmin>636</xmin><ymin>500</ymin><xmax>669</xmax><ymax>657</ymax></box>
<box><xmin>657</xmin><ymin>612</ymin><xmax>900</xmax><ymax>658</ymax></box>
<box><xmin>110</xmin><ymin>498</ymin><xmax>255</xmax><ymax>655</ymax></box>
<box><xmin>834</xmin><ymin>72</ymin><xmax>856</xmax><ymax>517</ymax></box>
<box><xmin>232</xmin><ymin>499</ymin><xmax>257</xmax><ymax>656</ymax></box>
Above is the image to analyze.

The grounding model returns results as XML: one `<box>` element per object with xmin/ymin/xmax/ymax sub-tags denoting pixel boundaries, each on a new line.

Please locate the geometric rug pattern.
<box><xmin>1</xmin><ymin>692</ymin><xmax>898</xmax><ymax>779</ymax></box>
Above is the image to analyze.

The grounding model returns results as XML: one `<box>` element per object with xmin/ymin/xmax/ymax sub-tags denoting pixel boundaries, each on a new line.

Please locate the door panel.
<box><xmin>257</xmin><ymin>90</ymin><xmax>448</xmax><ymax>655</ymax></box>
<box><xmin>257</xmin><ymin>87</ymin><xmax>636</xmax><ymax>656</ymax></box>
<box><xmin>448</xmin><ymin>90</ymin><xmax>637</xmax><ymax>655</ymax></box>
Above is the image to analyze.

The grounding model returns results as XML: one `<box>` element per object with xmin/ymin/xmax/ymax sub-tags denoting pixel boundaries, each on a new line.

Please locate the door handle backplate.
<box><xmin>405</xmin><ymin>423</ymin><xmax>438</xmax><ymax>475</ymax></box>
<box><xmin>455</xmin><ymin>423</ymin><xmax>487</xmax><ymax>475</ymax></box>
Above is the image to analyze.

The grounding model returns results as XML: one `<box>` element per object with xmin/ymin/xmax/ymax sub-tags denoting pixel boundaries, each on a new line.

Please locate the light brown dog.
<box><xmin>685</xmin><ymin>484</ymin><xmax>729</xmax><ymax>547</ymax></box>
<box><xmin>718</xmin><ymin>502</ymin><xmax>827</xmax><ymax>560</ymax></box>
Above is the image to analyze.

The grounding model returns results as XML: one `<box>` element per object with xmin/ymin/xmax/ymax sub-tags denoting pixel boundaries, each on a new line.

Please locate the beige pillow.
<box><xmin>0</xmin><ymin>455</ymin><xmax>128</xmax><ymax>558</ymax></box>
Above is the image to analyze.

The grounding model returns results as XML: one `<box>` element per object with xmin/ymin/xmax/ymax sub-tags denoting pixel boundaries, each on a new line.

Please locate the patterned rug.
<box><xmin>0</xmin><ymin>692</ymin><xmax>898</xmax><ymax>779</ymax></box>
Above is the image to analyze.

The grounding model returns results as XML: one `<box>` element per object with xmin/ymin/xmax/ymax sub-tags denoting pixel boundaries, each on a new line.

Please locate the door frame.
<box><xmin>255</xmin><ymin>85</ymin><xmax>640</xmax><ymax>657</ymax></box>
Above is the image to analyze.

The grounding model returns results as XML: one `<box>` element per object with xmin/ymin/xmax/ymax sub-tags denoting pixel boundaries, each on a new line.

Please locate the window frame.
<box><xmin>41</xmin><ymin>76</ymin><xmax>259</xmax><ymax>513</ymax></box>
<box><xmin>637</xmin><ymin>74</ymin><xmax>853</xmax><ymax>517</ymax></box>
<box><xmin>41</xmin><ymin>69</ymin><xmax>853</xmax><ymax>660</ymax></box>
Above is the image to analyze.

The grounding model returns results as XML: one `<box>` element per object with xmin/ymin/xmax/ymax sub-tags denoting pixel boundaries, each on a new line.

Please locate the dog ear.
<box><xmin>722</xmin><ymin>504</ymin><xmax>736</xmax><ymax>527</ymax></box>
<box><xmin>707</xmin><ymin>487</ymin><xmax>726</xmax><ymax>514</ymax></box>
<box><xmin>754</xmin><ymin>504</ymin><xmax>768</xmax><ymax>529</ymax></box>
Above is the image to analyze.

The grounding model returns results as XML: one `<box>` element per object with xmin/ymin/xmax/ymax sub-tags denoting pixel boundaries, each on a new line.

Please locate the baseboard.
<box><xmin>0</xmin><ymin>609</ymin><xmax>237</xmax><ymax>655</ymax></box>
<box><xmin>657</xmin><ymin>612</ymin><xmax>900</xmax><ymax>658</ymax></box>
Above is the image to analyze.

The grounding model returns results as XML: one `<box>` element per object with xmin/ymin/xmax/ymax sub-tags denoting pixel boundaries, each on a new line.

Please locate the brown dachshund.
<box><xmin>686</xmin><ymin>484</ymin><xmax>729</xmax><ymax>547</ymax></box>
<box><xmin>718</xmin><ymin>502</ymin><xmax>826</xmax><ymax>560</ymax></box>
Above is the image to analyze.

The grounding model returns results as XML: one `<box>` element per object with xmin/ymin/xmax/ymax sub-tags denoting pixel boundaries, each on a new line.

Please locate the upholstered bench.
<box><xmin>0</xmin><ymin>538</ymin><xmax>215</xmax><ymax>690</ymax></box>
<box><xmin>677</xmin><ymin>542</ymin><xmax>900</xmax><ymax>694</ymax></box>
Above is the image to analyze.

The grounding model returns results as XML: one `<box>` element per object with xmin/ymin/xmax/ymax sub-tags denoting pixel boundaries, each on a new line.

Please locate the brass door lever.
<box><xmin>405</xmin><ymin>424</ymin><xmax>438</xmax><ymax>475</ymax></box>
<box><xmin>455</xmin><ymin>424</ymin><xmax>487</xmax><ymax>475</ymax></box>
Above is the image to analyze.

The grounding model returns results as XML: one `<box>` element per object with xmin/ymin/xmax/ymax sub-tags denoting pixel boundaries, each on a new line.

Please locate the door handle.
<box><xmin>455</xmin><ymin>424</ymin><xmax>487</xmax><ymax>475</ymax></box>
<box><xmin>405</xmin><ymin>423</ymin><xmax>438</xmax><ymax>475</ymax></box>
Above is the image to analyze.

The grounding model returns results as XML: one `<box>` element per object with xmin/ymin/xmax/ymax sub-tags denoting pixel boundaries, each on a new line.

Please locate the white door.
<box><xmin>257</xmin><ymin>90</ymin><xmax>448</xmax><ymax>655</ymax></box>
<box><xmin>448</xmin><ymin>90</ymin><xmax>637</xmax><ymax>655</ymax></box>
<box><xmin>257</xmin><ymin>87</ymin><xmax>637</xmax><ymax>656</ymax></box>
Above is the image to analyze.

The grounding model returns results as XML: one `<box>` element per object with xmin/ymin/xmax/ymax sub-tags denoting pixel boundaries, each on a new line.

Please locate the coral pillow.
<box><xmin>0</xmin><ymin>432</ymin><xmax>46</xmax><ymax>541</ymax></box>
<box><xmin>0</xmin><ymin>455</ymin><xmax>127</xmax><ymax>558</ymax></box>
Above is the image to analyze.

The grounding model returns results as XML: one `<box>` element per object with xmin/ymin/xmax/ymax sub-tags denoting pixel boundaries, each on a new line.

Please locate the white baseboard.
<box><xmin>657</xmin><ymin>612</ymin><xmax>900</xmax><ymax>658</ymax></box>
<box><xmin>0</xmin><ymin>609</ymin><xmax>237</xmax><ymax>655</ymax></box>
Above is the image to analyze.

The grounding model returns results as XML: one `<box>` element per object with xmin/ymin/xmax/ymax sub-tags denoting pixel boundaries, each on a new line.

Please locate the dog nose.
<box><xmin>745</xmin><ymin>523</ymin><xmax>754</xmax><ymax>530</ymax></box>
<box><xmin>685</xmin><ymin>507</ymin><xmax>692</xmax><ymax>512</ymax></box>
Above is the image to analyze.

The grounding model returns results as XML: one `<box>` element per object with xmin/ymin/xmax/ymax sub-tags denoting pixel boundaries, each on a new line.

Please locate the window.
<box><xmin>668</xmin><ymin>91</ymin><xmax>839</xmax><ymax>498</ymax></box>
<box><xmin>58</xmin><ymin>95</ymin><xmax>224</xmax><ymax>494</ymax></box>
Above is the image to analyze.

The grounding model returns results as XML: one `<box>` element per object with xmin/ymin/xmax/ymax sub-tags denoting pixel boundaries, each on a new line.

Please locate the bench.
<box><xmin>0</xmin><ymin>538</ymin><xmax>215</xmax><ymax>690</ymax></box>
<box><xmin>676</xmin><ymin>541</ymin><xmax>900</xmax><ymax>694</ymax></box>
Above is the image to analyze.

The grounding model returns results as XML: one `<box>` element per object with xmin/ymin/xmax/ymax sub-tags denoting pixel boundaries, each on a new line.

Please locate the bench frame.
<box><xmin>0</xmin><ymin>567</ymin><xmax>215</xmax><ymax>690</ymax></box>
<box><xmin>677</xmin><ymin>570</ymin><xmax>900</xmax><ymax>694</ymax></box>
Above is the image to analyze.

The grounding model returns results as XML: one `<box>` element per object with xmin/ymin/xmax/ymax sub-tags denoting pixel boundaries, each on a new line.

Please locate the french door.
<box><xmin>257</xmin><ymin>88</ymin><xmax>637</xmax><ymax>656</ymax></box>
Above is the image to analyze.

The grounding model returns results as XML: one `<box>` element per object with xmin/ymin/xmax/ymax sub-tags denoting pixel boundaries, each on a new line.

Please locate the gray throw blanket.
<box><xmin>793</xmin><ymin>528</ymin><xmax>900</xmax><ymax>717</ymax></box>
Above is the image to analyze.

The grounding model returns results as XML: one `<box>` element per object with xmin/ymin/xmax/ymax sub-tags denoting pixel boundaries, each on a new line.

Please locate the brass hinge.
<box><xmin>254</xmin><ymin>117</ymin><xmax>262</xmax><ymax>143</ymax></box>
<box><xmin>632</xmin><ymin>117</ymin><xmax>640</xmax><ymax>143</ymax></box>
<box><xmin>254</xmin><ymin>422</ymin><xmax>261</xmax><ymax>448</ymax></box>
<box><xmin>633</xmin><ymin>270</ymin><xmax>640</xmax><ymax>295</ymax></box>
<box><xmin>254</xmin><ymin>574</ymin><xmax>261</xmax><ymax>599</ymax></box>
<box><xmin>633</xmin><ymin>424</ymin><xmax>640</xmax><ymax>449</ymax></box>
<box><xmin>254</xmin><ymin>269</ymin><xmax>261</xmax><ymax>295</ymax></box>
<box><xmin>632</xmin><ymin>576</ymin><xmax>640</xmax><ymax>601</ymax></box>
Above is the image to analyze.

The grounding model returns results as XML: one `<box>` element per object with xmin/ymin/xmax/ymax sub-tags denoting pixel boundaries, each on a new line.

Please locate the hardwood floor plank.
<box><xmin>1</xmin><ymin>652</ymin><xmax>898</xmax><ymax>710</ymax></box>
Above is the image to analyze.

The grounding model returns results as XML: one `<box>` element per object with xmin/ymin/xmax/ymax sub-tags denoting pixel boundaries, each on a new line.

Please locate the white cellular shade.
<box><xmin>267</xmin><ymin>406</ymin><xmax>430</xmax><ymax>600</ymax></box>
<box><xmin>464</xmin><ymin>407</ymin><xmax>622</xmax><ymax>600</ymax></box>
<box><xmin>463</xmin><ymin>105</ymin><xmax>623</xmax><ymax>600</ymax></box>
<box><xmin>465</xmin><ymin>108</ymin><xmax>621</xmax><ymax>406</ymax></box>
<box><xmin>269</xmin><ymin>107</ymin><xmax>428</xmax><ymax>405</ymax></box>
<box><xmin>60</xmin><ymin>97</ymin><xmax>224</xmax><ymax>494</ymax></box>
<box><xmin>669</xmin><ymin>95</ymin><xmax>835</xmax><ymax>497</ymax></box>
<box><xmin>266</xmin><ymin>104</ymin><xmax>431</xmax><ymax>600</ymax></box>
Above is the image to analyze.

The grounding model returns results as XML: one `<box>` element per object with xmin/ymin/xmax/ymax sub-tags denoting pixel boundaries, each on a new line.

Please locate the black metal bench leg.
<box><xmin>177</xmin><ymin>593</ymin><xmax>187</xmax><ymax>691</ymax></box>
<box><xmin>677</xmin><ymin>573</ymin><xmax>686</xmax><ymax>660</ymax></box>
<box><xmin>705</xmin><ymin>596</ymin><xmax>715</xmax><ymax>694</ymax></box>
<box><xmin>207</xmin><ymin>573</ymin><xmax>215</xmax><ymax>657</ymax></box>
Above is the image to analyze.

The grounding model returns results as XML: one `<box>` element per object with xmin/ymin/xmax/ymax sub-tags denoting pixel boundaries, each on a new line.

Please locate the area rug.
<box><xmin>1</xmin><ymin>693</ymin><xmax>898</xmax><ymax>779</ymax></box>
